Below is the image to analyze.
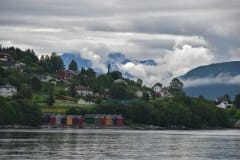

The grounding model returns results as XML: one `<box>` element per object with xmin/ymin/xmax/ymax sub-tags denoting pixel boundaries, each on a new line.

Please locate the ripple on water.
<box><xmin>0</xmin><ymin>129</ymin><xmax>240</xmax><ymax>160</ymax></box>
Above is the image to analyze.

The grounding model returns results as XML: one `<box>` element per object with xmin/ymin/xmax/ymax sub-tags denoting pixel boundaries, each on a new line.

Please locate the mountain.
<box><xmin>61</xmin><ymin>53</ymin><xmax>92</xmax><ymax>70</ymax></box>
<box><xmin>106</xmin><ymin>52</ymin><xmax>157</xmax><ymax>78</ymax></box>
<box><xmin>180</xmin><ymin>61</ymin><xmax>240</xmax><ymax>100</ymax></box>
<box><xmin>61</xmin><ymin>52</ymin><xmax>157</xmax><ymax>78</ymax></box>
<box><xmin>181</xmin><ymin>61</ymin><xmax>240</xmax><ymax>79</ymax></box>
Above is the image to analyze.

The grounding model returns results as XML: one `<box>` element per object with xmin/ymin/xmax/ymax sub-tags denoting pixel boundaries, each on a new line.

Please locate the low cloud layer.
<box><xmin>0</xmin><ymin>0</ymin><xmax>240</xmax><ymax>86</ymax></box>
<box><xmin>182</xmin><ymin>74</ymin><xmax>240</xmax><ymax>88</ymax></box>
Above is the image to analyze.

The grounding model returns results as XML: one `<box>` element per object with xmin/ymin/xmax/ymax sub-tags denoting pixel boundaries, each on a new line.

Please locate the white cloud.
<box><xmin>121</xmin><ymin>62</ymin><xmax>147</xmax><ymax>78</ymax></box>
<box><xmin>229</xmin><ymin>48</ymin><xmax>240</xmax><ymax>61</ymax></box>
<box><xmin>1</xmin><ymin>0</ymin><xmax>240</xmax><ymax>87</ymax></box>
<box><xmin>182</xmin><ymin>74</ymin><xmax>240</xmax><ymax>88</ymax></box>
<box><xmin>163</xmin><ymin>44</ymin><xmax>214</xmax><ymax>76</ymax></box>
<box><xmin>80</xmin><ymin>48</ymin><xmax>107</xmax><ymax>72</ymax></box>
<box><xmin>114</xmin><ymin>44</ymin><xmax>214</xmax><ymax>87</ymax></box>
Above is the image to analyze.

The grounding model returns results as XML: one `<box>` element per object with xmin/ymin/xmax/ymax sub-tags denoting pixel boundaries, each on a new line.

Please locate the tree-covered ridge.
<box><xmin>0</xmin><ymin>46</ymin><xmax>240</xmax><ymax>128</ymax></box>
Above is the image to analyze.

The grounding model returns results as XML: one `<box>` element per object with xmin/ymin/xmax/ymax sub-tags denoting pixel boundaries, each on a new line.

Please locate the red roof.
<box><xmin>0</xmin><ymin>52</ymin><xmax>11</xmax><ymax>59</ymax></box>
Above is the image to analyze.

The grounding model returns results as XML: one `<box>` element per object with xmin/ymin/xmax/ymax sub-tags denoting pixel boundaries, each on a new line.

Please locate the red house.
<box><xmin>57</xmin><ymin>70</ymin><xmax>77</xmax><ymax>79</ymax></box>
<box><xmin>100</xmin><ymin>115</ymin><xmax>106</xmax><ymax>126</ymax></box>
<box><xmin>117</xmin><ymin>115</ymin><xmax>124</xmax><ymax>126</ymax></box>
<box><xmin>77</xmin><ymin>115</ymin><xmax>84</xmax><ymax>126</ymax></box>
<box><xmin>0</xmin><ymin>52</ymin><xmax>12</xmax><ymax>61</ymax></box>
<box><xmin>50</xmin><ymin>115</ymin><xmax>56</xmax><ymax>125</ymax></box>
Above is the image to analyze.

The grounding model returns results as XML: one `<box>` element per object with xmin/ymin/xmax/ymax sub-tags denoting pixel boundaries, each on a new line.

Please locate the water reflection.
<box><xmin>0</xmin><ymin>129</ymin><xmax>240</xmax><ymax>159</ymax></box>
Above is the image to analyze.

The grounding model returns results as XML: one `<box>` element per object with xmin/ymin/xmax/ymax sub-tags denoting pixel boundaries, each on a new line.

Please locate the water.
<box><xmin>0</xmin><ymin>129</ymin><xmax>240</xmax><ymax>160</ymax></box>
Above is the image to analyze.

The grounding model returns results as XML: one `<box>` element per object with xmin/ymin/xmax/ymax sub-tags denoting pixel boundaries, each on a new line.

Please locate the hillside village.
<box><xmin>1</xmin><ymin>46</ymin><xmax>240</xmax><ymax>129</ymax></box>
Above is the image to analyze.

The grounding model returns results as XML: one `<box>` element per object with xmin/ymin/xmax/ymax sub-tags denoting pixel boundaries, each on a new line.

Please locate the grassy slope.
<box><xmin>38</xmin><ymin>100</ymin><xmax>95</xmax><ymax>113</ymax></box>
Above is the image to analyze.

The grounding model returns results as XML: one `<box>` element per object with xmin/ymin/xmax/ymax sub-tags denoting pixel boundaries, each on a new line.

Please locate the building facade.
<box><xmin>0</xmin><ymin>84</ymin><xmax>17</xmax><ymax>97</ymax></box>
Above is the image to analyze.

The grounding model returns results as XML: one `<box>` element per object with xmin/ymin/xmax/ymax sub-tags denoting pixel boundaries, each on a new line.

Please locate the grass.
<box><xmin>39</xmin><ymin>100</ymin><xmax>95</xmax><ymax>113</ymax></box>
<box><xmin>40</xmin><ymin>107</ymin><xmax>66</xmax><ymax>113</ymax></box>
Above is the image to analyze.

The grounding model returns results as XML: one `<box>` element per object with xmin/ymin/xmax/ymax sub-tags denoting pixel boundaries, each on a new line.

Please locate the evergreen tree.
<box><xmin>69</xmin><ymin>60</ymin><xmax>78</xmax><ymax>72</ymax></box>
<box><xmin>169</xmin><ymin>78</ymin><xmax>184</xmax><ymax>96</ymax></box>
<box><xmin>46</xmin><ymin>83</ymin><xmax>55</xmax><ymax>107</ymax></box>
<box><xmin>50</xmin><ymin>52</ymin><xmax>64</xmax><ymax>73</ymax></box>
<box><xmin>31</xmin><ymin>77</ymin><xmax>41</xmax><ymax>91</ymax></box>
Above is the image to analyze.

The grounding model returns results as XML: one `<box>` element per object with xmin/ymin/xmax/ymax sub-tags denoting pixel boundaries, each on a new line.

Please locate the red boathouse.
<box><xmin>117</xmin><ymin>115</ymin><xmax>124</xmax><ymax>126</ymax></box>
<box><xmin>77</xmin><ymin>115</ymin><xmax>84</xmax><ymax>126</ymax></box>
<box><xmin>50</xmin><ymin>115</ymin><xmax>56</xmax><ymax>125</ymax></box>
<box><xmin>100</xmin><ymin>115</ymin><xmax>106</xmax><ymax>126</ymax></box>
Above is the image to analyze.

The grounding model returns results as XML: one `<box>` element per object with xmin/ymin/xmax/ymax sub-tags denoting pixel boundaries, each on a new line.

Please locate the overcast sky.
<box><xmin>0</xmin><ymin>0</ymin><xmax>240</xmax><ymax>85</ymax></box>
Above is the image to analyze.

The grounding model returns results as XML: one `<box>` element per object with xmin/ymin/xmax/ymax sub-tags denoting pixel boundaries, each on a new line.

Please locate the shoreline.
<box><xmin>0</xmin><ymin>124</ymin><xmax>238</xmax><ymax>130</ymax></box>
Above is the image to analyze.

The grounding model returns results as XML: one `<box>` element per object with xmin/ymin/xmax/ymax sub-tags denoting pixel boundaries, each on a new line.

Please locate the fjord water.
<box><xmin>0</xmin><ymin>129</ymin><xmax>239</xmax><ymax>160</ymax></box>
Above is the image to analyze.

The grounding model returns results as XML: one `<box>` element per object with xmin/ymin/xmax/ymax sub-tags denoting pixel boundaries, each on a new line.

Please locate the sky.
<box><xmin>0</xmin><ymin>0</ymin><xmax>240</xmax><ymax>86</ymax></box>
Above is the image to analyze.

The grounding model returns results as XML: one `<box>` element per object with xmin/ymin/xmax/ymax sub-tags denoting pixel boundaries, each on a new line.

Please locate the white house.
<box><xmin>136</xmin><ymin>90</ymin><xmax>143</xmax><ymax>98</ymax></box>
<box><xmin>152</xmin><ymin>83</ymin><xmax>171</xmax><ymax>98</ymax></box>
<box><xmin>215</xmin><ymin>97</ymin><xmax>233</xmax><ymax>109</ymax></box>
<box><xmin>152</xmin><ymin>83</ymin><xmax>163</xmax><ymax>93</ymax></box>
<box><xmin>0</xmin><ymin>84</ymin><xmax>17</xmax><ymax>97</ymax></box>
<box><xmin>76</xmin><ymin>85</ymin><xmax>93</xmax><ymax>96</ymax></box>
<box><xmin>160</xmin><ymin>87</ymin><xmax>172</xmax><ymax>98</ymax></box>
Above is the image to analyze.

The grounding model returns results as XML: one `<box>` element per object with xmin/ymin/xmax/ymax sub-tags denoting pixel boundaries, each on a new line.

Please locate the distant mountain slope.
<box><xmin>61</xmin><ymin>53</ymin><xmax>92</xmax><ymax>70</ymax></box>
<box><xmin>181</xmin><ymin>61</ymin><xmax>240</xmax><ymax>79</ymax></box>
<box><xmin>180</xmin><ymin>61</ymin><xmax>240</xmax><ymax>100</ymax></box>
<box><xmin>106</xmin><ymin>52</ymin><xmax>157</xmax><ymax>78</ymax></box>
<box><xmin>61</xmin><ymin>52</ymin><xmax>157</xmax><ymax>79</ymax></box>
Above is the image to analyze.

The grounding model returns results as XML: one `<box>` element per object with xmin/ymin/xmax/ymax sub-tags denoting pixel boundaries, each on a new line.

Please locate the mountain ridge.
<box><xmin>180</xmin><ymin>61</ymin><xmax>240</xmax><ymax>99</ymax></box>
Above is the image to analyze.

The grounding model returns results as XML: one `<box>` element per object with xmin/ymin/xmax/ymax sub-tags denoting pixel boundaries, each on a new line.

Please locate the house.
<box><xmin>50</xmin><ymin>115</ymin><xmax>56</xmax><ymax>125</ymax></box>
<box><xmin>61</xmin><ymin>115</ymin><xmax>67</xmax><ymax>125</ymax></box>
<box><xmin>234</xmin><ymin>120</ymin><xmax>240</xmax><ymax>128</ymax></box>
<box><xmin>77</xmin><ymin>115</ymin><xmax>84</xmax><ymax>127</ymax></box>
<box><xmin>41</xmin><ymin>113</ymin><xmax>50</xmax><ymax>124</ymax></box>
<box><xmin>136</xmin><ymin>91</ymin><xmax>143</xmax><ymax>98</ymax></box>
<box><xmin>66</xmin><ymin>115</ymin><xmax>73</xmax><ymax>125</ymax></box>
<box><xmin>11</xmin><ymin>61</ymin><xmax>25</xmax><ymax>71</ymax></box>
<box><xmin>55</xmin><ymin>114</ymin><xmax>63</xmax><ymax>125</ymax></box>
<box><xmin>0</xmin><ymin>84</ymin><xmax>17</xmax><ymax>97</ymax></box>
<box><xmin>117</xmin><ymin>115</ymin><xmax>124</xmax><ymax>126</ymax></box>
<box><xmin>57</xmin><ymin>70</ymin><xmax>77</xmax><ymax>80</ymax></box>
<box><xmin>78</xmin><ymin>98</ymin><xmax>94</xmax><ymax>105</ymax></box>
<box><xmin>39</xmin><ymin>75</ymin><xmax>58</xmax><ymax>84</ymax></box>
<box><xmin>106</xmin><ymin>115</ymin><xmax>113</xmax><ymax>126</ymax></box>
<box><xmin>76</xmin><ymin>85</ymin><xmax>93</xmax><ymax>96</ymax></box>
<box><xmin>147</xmin><ymin>91</ymin><xmax>153</xmax><ymax>99</ymax></box>
<box><xmin>84</xmin><ymin>114</ymin><xmax>124</xmax><ymax>126</ymax></box>
<box><xmin>152</xmin><ymin>83</ymin><xmax>171</xmax><ymax>98</ymax></box>
<box><xmin>152</xmin><ymin>83</ymin><xmax>163</xmax><ymax>93</ymax></box>
<box><xmin>84</xmin><ymin>114</ymin><xmax>100</xmax><ymax>125</ymax></box>
<box><xmin>160</xmin><ymin>87</ymin><xmax>172</xmax><ymax>98</ymax></box>
<box><xmin>215</xmin><ymin>97</ymin><xmax>233</xmax><ymax>109</ymax></box>
<box><xmin>112</xmin><ymin>115</ymin><xmax>118</xmax><ymax>125</ymax></box>
<box><xmin>100</xmin><ymin>115</ymin><xmax>107</xmax><ymax>126</ymax></box>
<box><xmin>0</xmin><ymin>52</ymin><xmax>12</xmax><ymax>61</ymax></box>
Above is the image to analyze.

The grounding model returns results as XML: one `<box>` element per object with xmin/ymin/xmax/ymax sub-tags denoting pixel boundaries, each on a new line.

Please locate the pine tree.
<box><xmin>69</xmin><ymin>60</ymin><xmax>78</xmax><ymax>72</ymax></box>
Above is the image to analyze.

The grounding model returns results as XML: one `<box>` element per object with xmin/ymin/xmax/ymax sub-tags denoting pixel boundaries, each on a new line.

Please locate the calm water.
<box><xmin>0</xmin><ymin>129</ymin><xmax>240</xmax><ymax>160</ymax></box>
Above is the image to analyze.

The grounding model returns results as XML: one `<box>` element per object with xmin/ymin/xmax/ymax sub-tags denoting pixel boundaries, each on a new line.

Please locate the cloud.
<box><xmin>182</xmin><ymin>74</ymin><xmax>240</xmax><ymax>88</ymax></box>
<box><xmin>111</xmin><ymin>44</ymin><xmax>214</xmax><ymax>87</ymax></box>
<box><xmin>121</xmin><ymin>62</ymin><xmax>147</xmax><ymax>78</ymax></box>
<box><xmin>80</xmin><ymin>48</ymin><xmax>107</xmax><ymax>72</ymax></box>
<box><xmin>0</xmin><ymin>0</ymin><xmax>240</xmax><ymax>86</ymax></box>
<box><xmin>163</xmin><ymin>45</ymin><xmax>214</xmax><ymax>76</ymax></box>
